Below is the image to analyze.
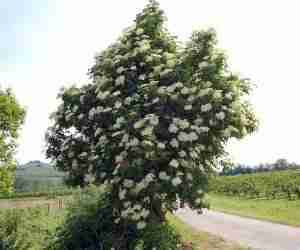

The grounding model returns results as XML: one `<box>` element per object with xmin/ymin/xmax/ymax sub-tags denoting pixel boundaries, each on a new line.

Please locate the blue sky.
<box><xmin>1</xmin><ymin>0</ymin><xmax>300</xmax><ymax>165</ymax></box>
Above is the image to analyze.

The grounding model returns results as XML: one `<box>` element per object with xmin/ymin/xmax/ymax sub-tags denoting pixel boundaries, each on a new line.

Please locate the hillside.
<box><xmin>16</xmin><ymin>161</ymin><xmax>65</xmax><ymax>178</ymax></box>
<box><xmin>15</xmin><ymin>161</ymin><xmax>65</xmax><ymax>192</ymax></box>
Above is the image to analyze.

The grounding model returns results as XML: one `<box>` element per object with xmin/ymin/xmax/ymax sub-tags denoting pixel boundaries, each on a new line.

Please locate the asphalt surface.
<box><xmin>176</xmin><ymin>208</ymin><xmax>300</xmax><ymax>250</ymax></box>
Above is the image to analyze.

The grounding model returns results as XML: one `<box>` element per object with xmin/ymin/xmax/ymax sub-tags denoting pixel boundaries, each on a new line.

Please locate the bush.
<box><xmin>50</xmin><ymin>185</ymin><xmax>184</xmax><ymax>250</ymax></box>
<box><xmin>135</xmin><ymin>222</ymin><xmax>182</xmax><ymax>250</ymax></box>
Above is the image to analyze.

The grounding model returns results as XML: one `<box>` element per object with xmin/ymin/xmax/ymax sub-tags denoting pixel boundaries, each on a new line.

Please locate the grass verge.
<box><xmin>168</xmin><ymin>214</ymin><xmax>250</xmax><ymax>250</ymax></box>
<box><xmin>209</xmin><ymin>194</ymin><xmax>300</xmax><ymax>227</ymax></box>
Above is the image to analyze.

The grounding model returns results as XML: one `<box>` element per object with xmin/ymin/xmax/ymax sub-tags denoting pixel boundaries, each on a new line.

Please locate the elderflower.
<box><xmin>157</xmin><ymin>142</ymin><xmax>165</xmax><ymax>149</ymax></box>
<box><xmin>119</xmin><ymin>189</ymin><xmax>127</xmax><ymax>200</ymax></box>
<box><xmin>159</xmin><ymin>171</ymin><xmax>170</xmax><ymax>181</ymax></box>
<box><xmin>195</xmin><ymin>198</ymin><xmax>202</xmax><ymax>204</ymax></box>
<box><xmin>136</xmin><ymin>28</ymin><xmax>144</xmax><ymax>35</ymax></box>
<box><xmin>201</xmin><ymin>103</ymin><xmax>212</xmax><ymax>112</ymax></box>
<box><xmin>115</xmin><ymin>155</ymin><xmax>124</xmax><ymax>163</ymax></box>
<box><xmin>123</xmin><ymin>179</ymin><xmax>134</xmax><ymax>188</ymax></box>
<box><xmin>115</xmin><ymin>75</ymin><xmax>125</xmax><ymax>86</ymax></box>
<box><xmin>137</xmin><ymin>221</ymin><xmax>146</xmax><ymax>230</ymax></box>
<box><xmin>168</xmin><ymin>123</ymin><xmax>178</xmax><ymax>133</ymax></box>
<box><xmin>117</xmin><ymin>66</ymin><xmax>125</xmax><ymax>74</ymax></box>
<box><xmin>184</xmin><ymin>105</ymin><xmax>192</xmax><ymax>111</ymax></box>
<box><xmin>169</xmin><ymin>159</ymin><xmax>179</xmax><ymax>168</ymax></box>
<box><xmin>134</xmin><ymin>119</ymin><xmax>145</xmax><ymax>129</ymax></box>
<box><xmin>181</xmin><ymin>87</ymin><xmax>189</xmax><ymax>95</ymax></box>
<box><xmin>149</xmin><ymin>115</ymin><xmax>159</xmax><ymax>126</ymax></box>
<box><xmin>115</xmin><ymin>101</ymin><xmax>122</xmax><ymax>109</ymax></box>
<box><xmin>194</xmin><ymin>118</ymin><xmax>203</xmax><ymax>125</ymax></box>
<box><xmin>138</xmin><ymin>74</ymin><xmax>146</xmax><ymax>80</ymax></box>
<box><xmin>78</xmin><ymin>114</ymin><xmax>84</xmax><ymax>120</ymax></box>
<box><xmin>189</xmin><ymin>132</ymin><xmax>199</xmax><ymax>141</ymax></box>
<box><xmin>198</xmin><ymin>61</ymin><xmax>209</xmax><ymax>69</ymax></box>
<box><xmin>172</xmin><ymin>177</ymin><xmax>182</xmax><ymax>186</ymax></box>
<box><xmin>97</xmin><ymin>90</ymin><xmax>110</xmax><ymax>100</ymax></box>
<box><xmin>141</xmin><ymin>209</ymin><xmax>150</xmax><ymax>218</ymax></box>
<box><xmin>186</xmin><ymin>173</ymin><xmax>193</xmax><ymax>181</ymax></box>
<box><xmin>179</xmin><ymin>151</ymin><xmax>186</xmax><ymax>157</ymax></box>
<box><xmin>213</xmin><ymin>90</ymin><xmax>222</xmax><ymax>100</ymax></box>
<box><xmin>178</xmin><ymin>131</ymin><xmax>188</xmax><ymax>142</ymax></box>
<box><xmin>170</xmin><ymin>138</ymin><xmax>179</xmax><ymax>148</ymax></box>
<box><xmin>225</xmin><ymin>92</ymin><xmax>233</xmax><ymax>100</ymax></box>
<box><xmin>216</xmin><ymin>111</ymin><xmax>226</xmax><ymax>120</ymax></box>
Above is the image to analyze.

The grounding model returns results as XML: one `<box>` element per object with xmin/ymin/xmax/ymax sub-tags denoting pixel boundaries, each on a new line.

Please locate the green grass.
<box><xmin>168</xmin><ymin>214</ymin><xmax>250</xmax><ymax>250</ymax></box>
<box><xmin>0</xmin><ymin>207</ymin><xmax>65</xmax><ymax>249</ymax></box>
<box><xmin>209</xmin><ymin>194</ymin><xmax>300</xmax><ymax>227</ymax></box>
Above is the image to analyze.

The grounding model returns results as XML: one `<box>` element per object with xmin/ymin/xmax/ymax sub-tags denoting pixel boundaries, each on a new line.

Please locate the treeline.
<box><xmin>221</xmin><ymin>158</ymin><xmax>300</xmax><ymax>176</ymax></box>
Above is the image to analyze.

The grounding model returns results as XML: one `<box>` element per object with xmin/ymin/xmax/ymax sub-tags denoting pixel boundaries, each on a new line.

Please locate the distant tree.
<box><xmin>46</xmin><ymin>0</ymin><xmax>257</xmax><ymax>234</ymax></box>
<box><xmin>0</xmin><ymin>87</ymin><xmax>25</xmax><ymax>195</ymax></box>
<box><xmin>273</xmin><ymin>158</ymin><xmax>288</xmax><ymax>170</ymax></box>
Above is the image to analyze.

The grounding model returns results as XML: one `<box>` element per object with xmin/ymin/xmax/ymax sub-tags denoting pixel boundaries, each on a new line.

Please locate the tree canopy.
<box><xmin>0</xmin><ymin>87</ymin><xmax>25</xmax><ymax>195</ymax></box>
<box><xmin>46</xmin><ymin>0</ymin><xmax>257</xmax><ymax>230</ymax></box>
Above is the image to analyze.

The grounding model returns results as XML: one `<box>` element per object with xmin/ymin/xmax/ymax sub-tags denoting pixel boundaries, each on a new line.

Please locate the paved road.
<box><xmin>176</xmin><ymin>208</ymin><xmax>300</xmax><ymax>250</ymax></box>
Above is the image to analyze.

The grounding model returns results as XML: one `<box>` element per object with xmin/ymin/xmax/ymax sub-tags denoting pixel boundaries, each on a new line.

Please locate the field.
<box><xmin>209</xmin><ymin>170</ymin><xmax>300</xmax><ymax>200</ymax></box>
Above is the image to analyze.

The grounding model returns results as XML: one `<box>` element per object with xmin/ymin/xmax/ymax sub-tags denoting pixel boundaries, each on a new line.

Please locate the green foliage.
<box><xmin>51</xmin><ymin>185</ymin><xmax>183</xmax><ymax>250</ymax></box>
<box><xmin>0</xmin><ymin>87</ymin><xmax>25</xmax><ymax>195</ymax></box>
<box><xmin>0</xmin><ymin>162</ymin><xmax>15</xmax><ymax>195</ymax></box>
<box><xmin>0</xmin><ymin>88</ymin><xmax>25</xmax><ymax>161</ymax></box>
<box><xmin>0</xmin><ymin>207</ymin><xmax>63</xmax><ymax>250</ymax></box>
<box><xmin>46</xmin><ymin>0</ymin><xmax>257</xmax><ymax>231</ymax></box>
<box><xmin>135</xmin><ymin>222</ymin><xmax>182</xmax><ymax>250</ymax></box>
<box><xmin>51</xmin><ymin>185</ymin><xmax>126</xmax><ymax>250</ymax></box>
<box><xmin>209</xmin><ymin>170</ymin><xmax>300</xmax><ymax>200</ymax></box>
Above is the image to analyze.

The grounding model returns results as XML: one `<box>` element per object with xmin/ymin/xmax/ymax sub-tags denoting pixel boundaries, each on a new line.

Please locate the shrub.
<box><xmin>50</xmin><ymin>185</ymin><xmax>134</xmax><ymax>249</ymax></box>
<box><xmin>134</xmin><ymin>222</ymin><xmax>182</xmax><ymax>250</ymax></box>
<box><xmin>50</xmin><ymin>185</ymin><xmax>183</xmax><ymax>250</ymax></box>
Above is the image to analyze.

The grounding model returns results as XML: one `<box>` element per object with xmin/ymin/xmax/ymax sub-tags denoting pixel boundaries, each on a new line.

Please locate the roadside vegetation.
<box><xmin>0</xmin><ymin>186</ymin><xmax>250</xmax><ymax>250</ymax></box>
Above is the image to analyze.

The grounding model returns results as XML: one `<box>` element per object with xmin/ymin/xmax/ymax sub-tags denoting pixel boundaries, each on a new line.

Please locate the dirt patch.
<box><xmin>0</xmin><ymin>197</ymin><xmax>67</xmax><ymax>211</ymax></box>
